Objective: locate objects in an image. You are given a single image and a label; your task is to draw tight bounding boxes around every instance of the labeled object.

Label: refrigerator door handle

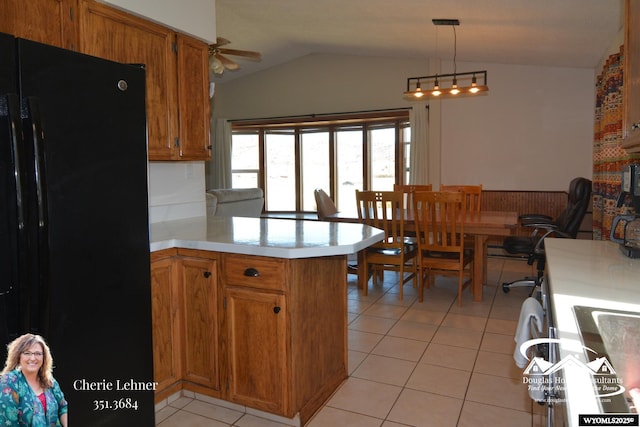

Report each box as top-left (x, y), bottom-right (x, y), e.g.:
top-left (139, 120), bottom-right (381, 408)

top-left (4, 94), bottom-right (27, 232)
top-left (1, 93), bottom-right (27, 340)
top-left (24, 97), bottom-right (48, 230)
top-left (23, 96), bottom-right (50, 337)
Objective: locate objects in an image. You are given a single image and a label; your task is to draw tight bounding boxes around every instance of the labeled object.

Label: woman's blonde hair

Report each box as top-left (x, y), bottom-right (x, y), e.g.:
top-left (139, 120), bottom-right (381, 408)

top-left (2, 333), bottom-right (55, 389)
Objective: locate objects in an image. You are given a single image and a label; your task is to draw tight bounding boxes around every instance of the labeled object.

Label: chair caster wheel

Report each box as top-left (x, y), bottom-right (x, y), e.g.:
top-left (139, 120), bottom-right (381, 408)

top-left (502, 283), bottom-right (510, 293)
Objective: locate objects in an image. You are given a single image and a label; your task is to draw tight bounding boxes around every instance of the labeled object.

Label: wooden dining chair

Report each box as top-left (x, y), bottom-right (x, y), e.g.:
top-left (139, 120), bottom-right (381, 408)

top-left (439, 184), bottom-right (483, 279)
top-left (439, 184), bottom-right (482, 212)
top-left (355, 190), bottom-right (417, 300)
top-left (394, 184), bottom-right (433, 218)
top-left (412, 191), bottom-right (473, 306)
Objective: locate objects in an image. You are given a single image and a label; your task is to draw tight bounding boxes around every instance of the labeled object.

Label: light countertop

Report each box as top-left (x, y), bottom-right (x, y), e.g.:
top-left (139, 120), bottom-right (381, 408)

top-left (545, 238), bottom-right (640, 424)
top-left (149, 215), bottom-right (384, 259)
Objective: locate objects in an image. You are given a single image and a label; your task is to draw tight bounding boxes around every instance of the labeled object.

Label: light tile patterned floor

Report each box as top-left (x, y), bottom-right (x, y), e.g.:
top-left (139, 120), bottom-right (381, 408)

top-left (156, 257), bottom-right (546, 427)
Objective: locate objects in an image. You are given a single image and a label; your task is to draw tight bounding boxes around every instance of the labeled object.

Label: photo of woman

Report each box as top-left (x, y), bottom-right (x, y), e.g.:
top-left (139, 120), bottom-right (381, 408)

top-left (0, 334), bottom-right (68, 426)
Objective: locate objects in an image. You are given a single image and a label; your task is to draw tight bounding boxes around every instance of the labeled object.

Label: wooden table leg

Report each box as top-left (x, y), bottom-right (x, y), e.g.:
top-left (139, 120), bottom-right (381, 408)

top-left (357, 250), bottom-right (366, 290)
top-left (473, 235), bottom-right (488, 301)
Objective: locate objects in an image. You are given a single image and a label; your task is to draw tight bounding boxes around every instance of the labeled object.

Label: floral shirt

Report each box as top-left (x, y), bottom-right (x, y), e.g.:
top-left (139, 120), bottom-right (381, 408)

top-left (0, 369), bottom-right (68, 426)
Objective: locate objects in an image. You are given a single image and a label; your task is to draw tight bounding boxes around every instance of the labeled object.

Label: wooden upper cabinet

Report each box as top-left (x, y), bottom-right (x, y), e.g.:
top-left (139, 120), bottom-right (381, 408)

top-left (177, 34), bottom-right (212, 160)
top-left (78, 0), bottom-right (177, 159)
top-left (623, 0), bottom-right (640, 151)
top-left (0, 0), bottom-right (78, 50)
top-left (77, 0), bottom-right (211, 160)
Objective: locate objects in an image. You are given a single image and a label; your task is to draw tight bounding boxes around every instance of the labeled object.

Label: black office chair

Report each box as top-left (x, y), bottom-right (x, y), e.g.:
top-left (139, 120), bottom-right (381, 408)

top-left (502, 177), bottom-right (592, 293)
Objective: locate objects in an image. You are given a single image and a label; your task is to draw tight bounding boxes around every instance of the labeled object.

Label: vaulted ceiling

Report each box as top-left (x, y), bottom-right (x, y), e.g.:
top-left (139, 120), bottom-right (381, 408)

top-left (213, 0), bottom-right (623, 82)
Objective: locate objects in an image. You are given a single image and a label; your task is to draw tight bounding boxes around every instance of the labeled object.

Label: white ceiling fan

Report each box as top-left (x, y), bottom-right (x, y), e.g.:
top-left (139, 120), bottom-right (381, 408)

top-left (208, 37), bottom-right (262, 75)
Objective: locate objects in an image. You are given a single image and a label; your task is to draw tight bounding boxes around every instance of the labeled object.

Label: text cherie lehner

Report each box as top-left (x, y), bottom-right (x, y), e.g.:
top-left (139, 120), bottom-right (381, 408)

top-left (73, 379), bottom-right (158, 391)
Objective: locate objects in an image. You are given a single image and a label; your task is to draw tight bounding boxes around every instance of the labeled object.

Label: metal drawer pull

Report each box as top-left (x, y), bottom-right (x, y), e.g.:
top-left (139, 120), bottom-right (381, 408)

top-left (243, 268), bottom-right (260, 277)
top-left (203, 271), bottom-right (212, 278)
top-left (273, 306), bottom-right (281, 314)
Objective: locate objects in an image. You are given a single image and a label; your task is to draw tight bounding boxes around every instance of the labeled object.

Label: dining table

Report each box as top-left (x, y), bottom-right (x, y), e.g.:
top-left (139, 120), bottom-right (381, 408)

top-left (324, 209), bottom-right (519, 302)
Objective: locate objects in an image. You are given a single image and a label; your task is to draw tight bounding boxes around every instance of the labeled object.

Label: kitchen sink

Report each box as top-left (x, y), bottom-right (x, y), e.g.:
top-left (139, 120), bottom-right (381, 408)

top-left (573, 306), bottom-right (640, 413)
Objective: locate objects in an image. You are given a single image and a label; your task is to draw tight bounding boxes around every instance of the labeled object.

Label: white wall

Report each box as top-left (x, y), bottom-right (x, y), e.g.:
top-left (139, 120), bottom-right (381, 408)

top-left (213, 54), bottom-right (594, 191)
top-left (148, 162), bottom-right (207, 223)
top-left (439, 62), bottom-right (594, 190)
top-left (213, 53), bottom-right (427, 118)
top-left (99, 0), bottom-right (216, 42)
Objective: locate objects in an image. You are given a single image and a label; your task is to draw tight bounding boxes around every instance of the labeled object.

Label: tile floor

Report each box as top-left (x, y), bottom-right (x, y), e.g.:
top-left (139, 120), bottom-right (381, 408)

top-left (155, 256), bottom-right (546, 427)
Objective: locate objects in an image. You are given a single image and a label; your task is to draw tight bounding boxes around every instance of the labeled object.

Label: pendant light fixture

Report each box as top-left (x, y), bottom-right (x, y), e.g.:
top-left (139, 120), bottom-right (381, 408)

top-left (404, 19), bottom-right (489, 100)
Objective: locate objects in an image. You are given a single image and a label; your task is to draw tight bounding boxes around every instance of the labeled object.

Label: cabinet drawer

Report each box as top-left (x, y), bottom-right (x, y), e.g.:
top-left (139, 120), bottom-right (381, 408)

top-left (224, 254), bottom-right (286, 291)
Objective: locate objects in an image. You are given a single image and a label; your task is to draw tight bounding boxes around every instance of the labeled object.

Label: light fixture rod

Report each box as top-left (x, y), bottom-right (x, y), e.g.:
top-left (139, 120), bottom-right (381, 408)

top-left (432, 19), bottom-right (460, 26)
top-left (452, 24), bottom-right (457, 76)
top-left (405, 70), bottom-right (487, 91)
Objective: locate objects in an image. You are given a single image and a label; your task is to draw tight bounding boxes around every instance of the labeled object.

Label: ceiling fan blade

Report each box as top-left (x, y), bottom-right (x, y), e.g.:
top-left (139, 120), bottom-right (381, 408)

top-left (215, 37), bottom-right (231, 47)
top-left (217, 47), bottom-right (262, 60)
top-left (215, 53), bottom-right (240, 71)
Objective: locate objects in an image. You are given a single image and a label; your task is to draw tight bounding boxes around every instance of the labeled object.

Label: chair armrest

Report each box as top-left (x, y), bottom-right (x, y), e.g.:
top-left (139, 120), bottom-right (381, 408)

top-left (520, 216), bottom-right (554, 227)
top-left (519, 213), bottom-right (553, 222)
top-left (523, 222), bottom-right (559, 231)
top-left (524, 222), bottom-right (559, 238)
top-left (532, 227), bottom-right (571, 253)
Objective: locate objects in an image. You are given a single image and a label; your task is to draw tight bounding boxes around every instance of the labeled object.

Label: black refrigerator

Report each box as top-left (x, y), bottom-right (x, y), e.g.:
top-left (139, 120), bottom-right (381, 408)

top-left (0, 33), bottom-right (155, 425)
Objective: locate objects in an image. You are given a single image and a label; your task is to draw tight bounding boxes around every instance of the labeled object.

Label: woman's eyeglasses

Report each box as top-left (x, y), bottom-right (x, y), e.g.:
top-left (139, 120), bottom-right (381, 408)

top-left (22, 351), bottom-right (43, 358)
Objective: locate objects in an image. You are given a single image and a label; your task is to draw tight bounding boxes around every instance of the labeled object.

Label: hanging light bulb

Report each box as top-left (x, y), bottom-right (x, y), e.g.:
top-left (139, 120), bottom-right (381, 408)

top-left (449, 77), bottom-right (460, 95)
top-left (413, 80), bottom-right (424, 98)
top-left (432, 76), bottom-right (441, 96)
top-left (469, 74), bottom-right (480, 93)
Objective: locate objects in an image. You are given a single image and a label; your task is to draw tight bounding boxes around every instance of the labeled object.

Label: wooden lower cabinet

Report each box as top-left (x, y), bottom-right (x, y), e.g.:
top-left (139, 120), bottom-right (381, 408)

top-left (150, 249), bottom-right (219, 401)
top-left (180, 255), bottom-right (219, 393)
top-left (221, 253), bottom-right (348, 424)
top-left (224, 287), bottom-right (288, 414)
top-left (151, 249), bottom-right (348, 425)
top-left (150, 251), bottom-right (182, 399)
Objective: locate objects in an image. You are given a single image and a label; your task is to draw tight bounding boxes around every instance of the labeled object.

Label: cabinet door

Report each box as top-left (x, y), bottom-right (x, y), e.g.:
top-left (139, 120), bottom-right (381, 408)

top-left (181, 257), bottom-right (219, 390)
top-left (78, 0), bottom-right (179, 159)
top-left (177, 34), bottom-right (211, 160)
top-left (225, 287), bottom-right (288, 415)
top-left (624, 0), bottom-right (640, 150)
top-left (150, 256), bottom-right (182, 394)
top-left (0, 0), bottom-right (78, 50)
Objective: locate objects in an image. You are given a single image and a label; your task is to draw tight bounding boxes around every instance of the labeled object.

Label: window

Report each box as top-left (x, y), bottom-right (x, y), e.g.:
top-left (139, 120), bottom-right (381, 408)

top-left (230, 111), bottom-right (410, 212)
top-left (301, 130), bottom-right (329, 211)
top-left (230, 132), bottom-right (260, 188)
top-left (265, 130), bottom-right (296, 210)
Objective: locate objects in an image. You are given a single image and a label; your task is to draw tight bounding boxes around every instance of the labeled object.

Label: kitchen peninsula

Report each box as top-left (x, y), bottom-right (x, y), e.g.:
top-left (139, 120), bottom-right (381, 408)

top-left (545, 238), bottom-right (640, 426)
top-left (149, 216), bottom-right (384, 426)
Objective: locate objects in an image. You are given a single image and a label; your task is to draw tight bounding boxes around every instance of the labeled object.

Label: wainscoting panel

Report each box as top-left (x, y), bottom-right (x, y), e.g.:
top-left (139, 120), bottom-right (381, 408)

top-left (480, 190), bottom-right (592, 245)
